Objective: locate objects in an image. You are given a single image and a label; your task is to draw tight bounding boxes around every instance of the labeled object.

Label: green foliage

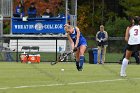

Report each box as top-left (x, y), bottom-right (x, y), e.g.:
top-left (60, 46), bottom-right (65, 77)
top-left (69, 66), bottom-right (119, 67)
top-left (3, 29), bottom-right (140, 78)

top-left (3, 21), bottom-right (10, 34)
top-left (77, 1), bottom-right (106, 36)
top-left (77, 0), bottom-right (126, 37)
top-left (105, 17), bottom-right (129, 36)
top-left (120, 0), bottom-right (140, 16)
top-left (3, 27), bottom-right (10, 34)
top-left (77, 5), bottom-right (94, 36)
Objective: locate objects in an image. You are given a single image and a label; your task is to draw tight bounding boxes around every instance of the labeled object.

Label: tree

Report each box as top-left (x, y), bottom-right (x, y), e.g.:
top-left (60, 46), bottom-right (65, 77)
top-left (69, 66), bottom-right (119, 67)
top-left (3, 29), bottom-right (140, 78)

top-left (105, 16), bottom-right (129, 37)
top-left (77, 5), bottom-right (93, 36)
top-left (120, 0), bottom-right (140, 16)
top-left (77, 0), bottom-right (107, 36)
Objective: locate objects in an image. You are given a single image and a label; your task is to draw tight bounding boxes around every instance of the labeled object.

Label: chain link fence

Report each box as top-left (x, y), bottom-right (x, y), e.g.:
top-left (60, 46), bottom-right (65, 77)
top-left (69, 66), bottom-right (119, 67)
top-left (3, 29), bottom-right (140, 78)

top-left (0, 37), bottom-right (127, 63)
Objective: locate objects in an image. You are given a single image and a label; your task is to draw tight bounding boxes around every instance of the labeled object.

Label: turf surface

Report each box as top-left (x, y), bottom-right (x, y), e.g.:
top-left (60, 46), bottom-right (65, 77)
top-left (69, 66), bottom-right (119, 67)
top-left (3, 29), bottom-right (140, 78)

top-left (0, 62), bottom-right (140, 93)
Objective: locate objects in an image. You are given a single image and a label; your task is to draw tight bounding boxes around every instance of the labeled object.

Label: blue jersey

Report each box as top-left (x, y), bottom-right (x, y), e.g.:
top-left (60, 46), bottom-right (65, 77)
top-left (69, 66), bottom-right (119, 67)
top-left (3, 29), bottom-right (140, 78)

top-left (15, 6), bottom-right (24, 16)
top-left (97, 31), bottom-right (106, 40)
top-left (70, 28), bottom-right (87, 47)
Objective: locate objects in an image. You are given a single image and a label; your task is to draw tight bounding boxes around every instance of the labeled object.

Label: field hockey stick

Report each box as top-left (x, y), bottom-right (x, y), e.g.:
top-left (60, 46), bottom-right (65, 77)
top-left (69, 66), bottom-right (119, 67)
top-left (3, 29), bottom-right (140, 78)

top-left (51, 50), bottom-right (73, 65)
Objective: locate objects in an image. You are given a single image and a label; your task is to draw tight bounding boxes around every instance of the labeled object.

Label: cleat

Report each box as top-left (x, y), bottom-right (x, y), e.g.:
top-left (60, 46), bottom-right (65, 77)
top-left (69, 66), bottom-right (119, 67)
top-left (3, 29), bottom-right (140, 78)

top-left (76, 66), bottom-right (79, 71)
top-left (120, 73), bottom-right (127, 77)
top-left (78, 66), bottom-right (83, 71)
top-left (76, 62), bottom-right (80, 71)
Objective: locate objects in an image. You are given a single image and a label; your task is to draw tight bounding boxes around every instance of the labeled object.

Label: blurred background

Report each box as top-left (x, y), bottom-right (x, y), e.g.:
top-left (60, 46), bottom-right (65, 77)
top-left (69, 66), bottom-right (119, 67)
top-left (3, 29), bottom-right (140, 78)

top-left (0, 0), bottom-right (140, 63)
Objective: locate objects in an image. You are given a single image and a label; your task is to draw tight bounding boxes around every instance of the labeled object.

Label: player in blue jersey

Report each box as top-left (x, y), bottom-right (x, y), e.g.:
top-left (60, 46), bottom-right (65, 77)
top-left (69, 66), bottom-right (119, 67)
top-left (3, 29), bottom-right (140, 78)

top-left (64, 24), bottom-right (87, 71)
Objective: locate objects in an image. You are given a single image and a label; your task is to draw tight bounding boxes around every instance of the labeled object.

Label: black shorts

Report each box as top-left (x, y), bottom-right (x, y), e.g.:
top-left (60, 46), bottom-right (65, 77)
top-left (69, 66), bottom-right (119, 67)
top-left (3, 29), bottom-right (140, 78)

top-left (126, 44), bottom-right (140, 51)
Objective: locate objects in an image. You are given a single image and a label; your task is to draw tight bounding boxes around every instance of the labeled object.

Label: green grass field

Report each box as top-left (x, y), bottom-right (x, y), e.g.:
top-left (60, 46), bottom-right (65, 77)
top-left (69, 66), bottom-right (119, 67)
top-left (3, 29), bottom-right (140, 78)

top-left (0, 62), bottom-right (140, 93)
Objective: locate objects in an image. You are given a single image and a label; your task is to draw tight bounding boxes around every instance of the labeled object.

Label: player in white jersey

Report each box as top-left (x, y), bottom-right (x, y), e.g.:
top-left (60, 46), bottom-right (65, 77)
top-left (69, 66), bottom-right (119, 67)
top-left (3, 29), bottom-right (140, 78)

top-left (120, 16), bottom-right (140, 77)
top-left (128, 25), bottom-right (140, 45)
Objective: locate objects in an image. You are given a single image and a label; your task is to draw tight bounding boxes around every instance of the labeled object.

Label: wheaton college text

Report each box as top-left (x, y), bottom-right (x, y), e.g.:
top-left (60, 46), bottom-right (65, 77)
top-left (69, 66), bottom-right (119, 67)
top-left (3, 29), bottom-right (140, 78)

top-left (14, 23), bottom-right (63, 31)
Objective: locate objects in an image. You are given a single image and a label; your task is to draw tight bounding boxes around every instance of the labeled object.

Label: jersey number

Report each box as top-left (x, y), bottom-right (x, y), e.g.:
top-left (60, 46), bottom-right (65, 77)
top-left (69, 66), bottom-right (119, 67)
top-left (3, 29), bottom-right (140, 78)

top-left (134, 29), bottom-right (138, 36)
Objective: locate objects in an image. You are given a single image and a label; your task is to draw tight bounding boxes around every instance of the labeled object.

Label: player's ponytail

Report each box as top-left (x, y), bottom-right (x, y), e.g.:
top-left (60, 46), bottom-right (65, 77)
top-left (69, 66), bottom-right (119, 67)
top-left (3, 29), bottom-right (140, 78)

top-left (134, 16), bottom-right (140, 25)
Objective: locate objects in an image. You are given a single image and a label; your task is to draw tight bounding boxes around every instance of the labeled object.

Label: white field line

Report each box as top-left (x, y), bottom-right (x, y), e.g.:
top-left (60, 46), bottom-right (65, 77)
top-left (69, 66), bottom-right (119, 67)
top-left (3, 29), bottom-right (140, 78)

top-left (0, 78), bottom-right (140, 90)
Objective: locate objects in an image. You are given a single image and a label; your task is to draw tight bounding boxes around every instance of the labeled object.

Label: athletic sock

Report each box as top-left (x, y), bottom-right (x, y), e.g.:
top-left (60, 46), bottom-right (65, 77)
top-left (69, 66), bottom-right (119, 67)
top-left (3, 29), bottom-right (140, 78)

top-left (79, 56), bottom-right (84, 68)
top-left (76, 61), bottom-right (79, 66)
top-left (120, 58), bottom-right (129, 74)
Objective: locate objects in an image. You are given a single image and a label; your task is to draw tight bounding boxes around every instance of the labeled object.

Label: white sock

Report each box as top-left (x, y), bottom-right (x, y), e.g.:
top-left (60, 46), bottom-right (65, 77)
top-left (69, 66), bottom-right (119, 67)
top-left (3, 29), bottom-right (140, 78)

top-left (120, 58), bottom-right (129, 74)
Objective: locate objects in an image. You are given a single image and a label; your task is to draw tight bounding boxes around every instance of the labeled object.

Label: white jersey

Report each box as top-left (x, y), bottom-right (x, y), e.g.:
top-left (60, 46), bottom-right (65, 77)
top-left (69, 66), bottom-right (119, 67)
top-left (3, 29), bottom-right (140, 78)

top-left (128, 25), bottom-right (140, 45)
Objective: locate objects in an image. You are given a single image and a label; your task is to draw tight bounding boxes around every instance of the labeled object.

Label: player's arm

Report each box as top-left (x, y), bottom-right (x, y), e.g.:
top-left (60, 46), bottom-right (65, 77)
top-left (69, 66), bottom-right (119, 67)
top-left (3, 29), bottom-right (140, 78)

top-left (74, 27), bottom-right (80, 47)
top-left (103, 31), bottom-right (108, 41)
top-left (67, 34), bottom-right (74, 49)
top-left (96, 32), bottom-right (101, 42)
top-left (125, 26), bottom-right (130, 42)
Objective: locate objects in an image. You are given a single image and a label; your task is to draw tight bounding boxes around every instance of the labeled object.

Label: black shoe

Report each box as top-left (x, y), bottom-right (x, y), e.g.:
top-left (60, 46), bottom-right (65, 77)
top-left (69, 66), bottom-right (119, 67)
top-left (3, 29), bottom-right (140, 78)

top-left (76, 65), bottom-right (80, 70)
top-left (76, 66), bottom-right (79, 70)
top-left (78, 66), bottom-right (83, 71)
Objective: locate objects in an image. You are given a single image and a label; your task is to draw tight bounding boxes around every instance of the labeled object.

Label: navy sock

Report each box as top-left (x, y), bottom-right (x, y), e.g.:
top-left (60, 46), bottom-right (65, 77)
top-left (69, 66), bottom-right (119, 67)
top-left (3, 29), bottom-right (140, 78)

top-left (76, 61), bottom-right (79, 66)
top-left (79, 56), bottom-right (84, 68)
top-left (76, 61), bottom-right (79, 70)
